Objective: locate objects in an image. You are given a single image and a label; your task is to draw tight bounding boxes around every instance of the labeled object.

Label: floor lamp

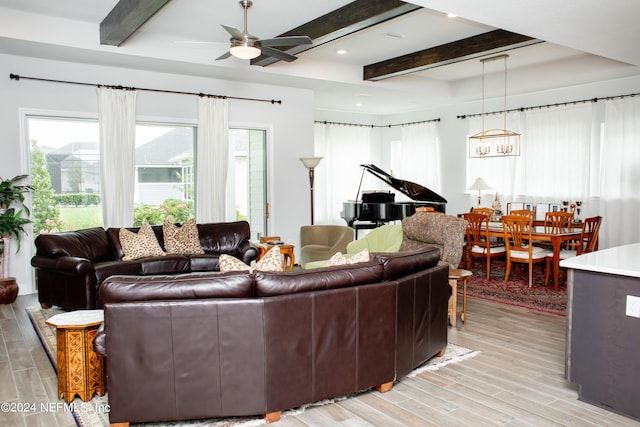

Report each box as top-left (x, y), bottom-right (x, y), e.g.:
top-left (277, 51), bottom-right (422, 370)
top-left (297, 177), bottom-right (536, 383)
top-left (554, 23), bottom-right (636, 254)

top-left (300, 157), bottom-right (323, 224)
top-left (468, 177), bottom-right (492, 207)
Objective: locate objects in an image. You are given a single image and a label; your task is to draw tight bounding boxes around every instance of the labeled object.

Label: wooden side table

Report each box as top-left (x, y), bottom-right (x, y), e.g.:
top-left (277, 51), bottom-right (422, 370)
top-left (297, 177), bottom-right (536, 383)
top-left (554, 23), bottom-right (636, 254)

top-left (46, 310), bottom-right (106, 403)
top-left (255, 243), bottom-right (296, 271)
top-left (448, 268), bottom-right (472, 327)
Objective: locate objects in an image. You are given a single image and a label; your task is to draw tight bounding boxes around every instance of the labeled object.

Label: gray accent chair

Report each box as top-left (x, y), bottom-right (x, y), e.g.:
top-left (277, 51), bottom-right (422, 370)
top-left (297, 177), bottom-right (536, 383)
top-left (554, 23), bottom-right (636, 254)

top-left (299, 225), bottom-right (354, 268)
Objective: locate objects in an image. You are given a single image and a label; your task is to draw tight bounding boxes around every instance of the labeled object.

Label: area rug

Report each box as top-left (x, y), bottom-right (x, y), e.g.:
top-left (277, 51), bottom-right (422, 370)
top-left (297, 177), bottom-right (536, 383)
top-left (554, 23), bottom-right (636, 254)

top-left (463, 258), bottom-right (566, 316)
top-left (27, 306), bottom-right (477, 427)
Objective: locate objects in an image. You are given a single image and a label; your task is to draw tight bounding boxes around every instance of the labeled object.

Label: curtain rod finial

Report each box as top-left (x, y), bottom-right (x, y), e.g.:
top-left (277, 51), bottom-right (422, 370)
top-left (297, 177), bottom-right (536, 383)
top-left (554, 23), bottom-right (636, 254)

top-left (9, 73), bottom-right (19, 80)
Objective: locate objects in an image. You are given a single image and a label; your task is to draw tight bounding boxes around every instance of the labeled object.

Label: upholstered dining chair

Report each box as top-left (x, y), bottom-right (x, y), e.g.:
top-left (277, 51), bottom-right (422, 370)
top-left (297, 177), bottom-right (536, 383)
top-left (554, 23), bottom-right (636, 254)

top-left (501, 215), bottom-right (551, 288)
top-left (463, 212), bottom-right (506, 279)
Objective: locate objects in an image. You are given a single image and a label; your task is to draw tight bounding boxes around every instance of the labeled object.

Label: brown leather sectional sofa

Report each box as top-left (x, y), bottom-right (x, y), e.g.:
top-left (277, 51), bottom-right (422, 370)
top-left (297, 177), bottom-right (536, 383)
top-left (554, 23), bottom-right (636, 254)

top-left (93, 246), bottom-right (450, 425)
top-left (31, 221), bottom-right (258, 310)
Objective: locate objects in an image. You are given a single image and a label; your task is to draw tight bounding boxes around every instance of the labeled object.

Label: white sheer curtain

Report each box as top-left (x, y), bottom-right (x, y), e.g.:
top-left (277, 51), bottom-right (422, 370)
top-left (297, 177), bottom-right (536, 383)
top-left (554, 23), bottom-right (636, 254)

top-left (395, 122), bottom-right (441, 193)
top-left (599, 97), bottom-right (640, 248)
top-left (314, 123), bottom-right (373, 224)
top-left (467, 105), bottom-right (593, 206)
top-left (97, 87), bottom-right (137, 228)
top-left (196, 96), bottom-right (229, 223)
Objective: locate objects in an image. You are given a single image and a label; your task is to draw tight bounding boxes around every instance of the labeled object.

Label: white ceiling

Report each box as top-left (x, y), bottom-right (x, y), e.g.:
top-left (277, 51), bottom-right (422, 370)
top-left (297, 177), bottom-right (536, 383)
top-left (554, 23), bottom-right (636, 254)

top-left (1, 0), bottom-right (639, 115)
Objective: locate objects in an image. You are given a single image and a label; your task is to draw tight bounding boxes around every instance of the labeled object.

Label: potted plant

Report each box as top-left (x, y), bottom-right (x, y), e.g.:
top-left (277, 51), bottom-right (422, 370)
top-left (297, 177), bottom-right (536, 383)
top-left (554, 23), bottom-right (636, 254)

top-left (0, 174), bottom-right (33, 304)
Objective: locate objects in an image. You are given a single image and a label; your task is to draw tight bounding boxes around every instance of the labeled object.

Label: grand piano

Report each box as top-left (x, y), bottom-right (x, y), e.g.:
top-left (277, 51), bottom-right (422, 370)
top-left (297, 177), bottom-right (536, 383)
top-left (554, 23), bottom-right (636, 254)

top-left (341, 164), bottom-right (447, 234)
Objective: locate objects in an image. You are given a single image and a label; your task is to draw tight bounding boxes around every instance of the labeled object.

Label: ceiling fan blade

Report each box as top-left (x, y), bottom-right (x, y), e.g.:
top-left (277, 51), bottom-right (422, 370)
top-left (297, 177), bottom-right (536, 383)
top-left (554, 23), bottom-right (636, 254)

top-left (215, 51), bottom-right (232, 61)
top-left (259, 36), bottom-right (312, 47)
top-left (221, 24), bottom-right (244, 40)
top-left (260, 46), bottom-right (298, 62)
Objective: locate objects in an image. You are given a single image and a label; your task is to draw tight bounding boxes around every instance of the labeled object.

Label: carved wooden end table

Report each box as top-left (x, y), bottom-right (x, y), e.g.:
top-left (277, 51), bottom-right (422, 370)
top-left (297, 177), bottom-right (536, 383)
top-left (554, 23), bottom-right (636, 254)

top-left (448, 268), bottom-right (472, 327)
top-left (46, 310), bottom-right (106, 403)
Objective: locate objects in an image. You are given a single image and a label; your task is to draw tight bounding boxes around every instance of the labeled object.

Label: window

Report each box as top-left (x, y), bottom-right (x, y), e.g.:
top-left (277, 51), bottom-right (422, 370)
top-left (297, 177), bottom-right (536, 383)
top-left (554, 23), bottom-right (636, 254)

top-left (28, 117), bottom-right (102, 234)
top-left (134, 124), bottom-right (195, 225)
top-left (27, 115), bottom-right (268, 238)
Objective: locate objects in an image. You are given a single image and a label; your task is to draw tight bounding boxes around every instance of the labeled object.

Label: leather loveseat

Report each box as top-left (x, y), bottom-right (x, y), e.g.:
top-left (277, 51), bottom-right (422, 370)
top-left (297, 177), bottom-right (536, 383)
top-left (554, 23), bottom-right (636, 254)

top-left (31, 221), bottom-right (258, 310)
top-left (94, 246), bottom-right (450, 426)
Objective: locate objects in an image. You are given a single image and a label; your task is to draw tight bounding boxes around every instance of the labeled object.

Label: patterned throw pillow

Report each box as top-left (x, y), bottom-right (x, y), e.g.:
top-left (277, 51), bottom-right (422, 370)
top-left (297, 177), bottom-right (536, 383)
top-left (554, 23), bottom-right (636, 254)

top-left (327, 252), bottom-right (349, 266)
top-left (327, 249), bottom-right (370, 266)
top-left (219, 246), bottom-right (283, 272)
top-left (119, 223), bottom-right (166, 261)
top-left (162, 218), bottom-right (205, 255)
top-left (348, 248), bottom-right (370, 264)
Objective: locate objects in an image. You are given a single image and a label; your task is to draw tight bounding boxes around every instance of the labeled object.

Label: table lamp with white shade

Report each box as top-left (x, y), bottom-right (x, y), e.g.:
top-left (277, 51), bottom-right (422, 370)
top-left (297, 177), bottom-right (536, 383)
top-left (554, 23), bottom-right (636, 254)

top-left (468, 177), bottom-right (492, 207)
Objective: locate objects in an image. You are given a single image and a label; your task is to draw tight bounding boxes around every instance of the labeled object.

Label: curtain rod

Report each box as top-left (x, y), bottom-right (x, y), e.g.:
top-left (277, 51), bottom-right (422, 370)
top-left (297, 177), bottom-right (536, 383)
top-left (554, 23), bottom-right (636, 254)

top-left (9, 73), bottom-right (282, 105)
top-left (314, 118), bottom-right (440, 128)
top-left (457, 91), bottom-right (639, 119)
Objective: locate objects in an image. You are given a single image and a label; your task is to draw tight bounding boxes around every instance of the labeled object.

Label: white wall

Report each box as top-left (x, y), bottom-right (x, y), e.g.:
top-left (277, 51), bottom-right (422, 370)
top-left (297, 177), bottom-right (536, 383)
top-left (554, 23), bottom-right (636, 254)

top-left (1, 53), bottom-right (314, 295)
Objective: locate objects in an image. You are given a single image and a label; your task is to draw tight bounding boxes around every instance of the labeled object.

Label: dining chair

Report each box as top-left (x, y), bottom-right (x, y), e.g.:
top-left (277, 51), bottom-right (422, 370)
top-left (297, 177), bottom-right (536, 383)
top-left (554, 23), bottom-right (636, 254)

top-left (510, 209), bottom-right (535, 221)
top-left (501, 215), bottom-right (551, 288)
top-left (463, 212), bottom-right (506, 279)
top-left (545, 216), bottom-right (603, 286)
top-left (544, 211), bottom-right (574, 233)
top-left (471, 207), bottom-right (495, 220)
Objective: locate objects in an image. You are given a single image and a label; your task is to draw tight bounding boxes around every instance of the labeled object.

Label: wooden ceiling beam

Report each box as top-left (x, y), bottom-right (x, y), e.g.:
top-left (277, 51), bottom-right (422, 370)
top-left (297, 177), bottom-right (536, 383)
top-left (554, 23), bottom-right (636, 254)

top-left (364, 29), bottom-right (543, 81)
top-left (251, 0), bottom-right (421, 67)
top-left (100, 0), bottom-right (171, 46)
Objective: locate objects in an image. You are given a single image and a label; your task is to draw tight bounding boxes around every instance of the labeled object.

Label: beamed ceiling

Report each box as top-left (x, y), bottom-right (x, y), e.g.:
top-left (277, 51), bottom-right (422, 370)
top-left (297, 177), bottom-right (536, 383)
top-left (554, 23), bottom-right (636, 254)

top-left (1, 0), bottom-right (639, 115)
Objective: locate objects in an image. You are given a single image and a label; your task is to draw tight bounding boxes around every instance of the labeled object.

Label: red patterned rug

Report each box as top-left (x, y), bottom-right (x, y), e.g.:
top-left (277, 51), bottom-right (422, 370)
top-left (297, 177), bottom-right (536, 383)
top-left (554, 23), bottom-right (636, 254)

top-left (460, 258), bottom-right (566, 316)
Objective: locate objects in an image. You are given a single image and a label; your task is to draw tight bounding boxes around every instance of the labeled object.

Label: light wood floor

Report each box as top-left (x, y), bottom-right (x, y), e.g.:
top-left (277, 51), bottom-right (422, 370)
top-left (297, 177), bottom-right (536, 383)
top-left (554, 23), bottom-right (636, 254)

top-left (1, 294), bottom-right (639, 427)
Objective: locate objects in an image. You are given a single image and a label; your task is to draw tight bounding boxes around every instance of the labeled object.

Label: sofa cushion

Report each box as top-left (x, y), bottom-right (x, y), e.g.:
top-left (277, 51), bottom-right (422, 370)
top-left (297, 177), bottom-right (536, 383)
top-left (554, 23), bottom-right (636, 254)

top-left (187, 254), bottom-right (220, 272)
top-left (94, 260), bottom-right (143, 285)
top-left (162, 218), bottom-right (204, 255)
top-left (138, 255), bottom-right (190, 275)
top-left (100, 271), bottom-right (255, 303)
top-left (197, 221), bottom-right (251, 253)
top-left (34, 227), bottom-right (115, 262)
top-left (119, 224), bottom-right (166, 261)
top-left (254, 260), bottom-right (383, 297)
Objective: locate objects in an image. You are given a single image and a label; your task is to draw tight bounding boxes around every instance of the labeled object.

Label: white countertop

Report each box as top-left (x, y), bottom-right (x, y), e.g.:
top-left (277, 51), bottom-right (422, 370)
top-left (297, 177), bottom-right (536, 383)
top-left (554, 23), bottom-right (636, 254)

top-left (560, 243), bottom-right (640, 278)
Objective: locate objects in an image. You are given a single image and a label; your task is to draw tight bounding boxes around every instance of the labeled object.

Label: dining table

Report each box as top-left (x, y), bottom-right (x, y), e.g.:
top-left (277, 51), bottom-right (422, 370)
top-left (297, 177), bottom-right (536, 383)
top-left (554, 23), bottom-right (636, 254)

top-left (486, 221), bottom-right (583, 291)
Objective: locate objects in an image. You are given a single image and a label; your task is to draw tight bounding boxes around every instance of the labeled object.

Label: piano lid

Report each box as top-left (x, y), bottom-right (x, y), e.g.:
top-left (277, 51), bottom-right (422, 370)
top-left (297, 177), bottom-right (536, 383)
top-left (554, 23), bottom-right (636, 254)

top-left (360, 164), bottom-right (447, 204)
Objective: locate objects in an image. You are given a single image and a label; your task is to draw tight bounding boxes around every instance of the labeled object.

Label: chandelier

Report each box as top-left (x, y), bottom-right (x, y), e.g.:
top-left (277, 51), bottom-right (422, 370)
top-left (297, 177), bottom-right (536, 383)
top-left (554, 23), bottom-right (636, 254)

top-left (468, 54), bottom-right (521, 158)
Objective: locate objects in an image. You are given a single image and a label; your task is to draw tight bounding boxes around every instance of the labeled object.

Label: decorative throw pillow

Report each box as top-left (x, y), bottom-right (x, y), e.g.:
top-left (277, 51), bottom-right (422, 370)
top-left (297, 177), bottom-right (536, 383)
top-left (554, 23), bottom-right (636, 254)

top-left (119, 223), bottom-right (166, 261)
top-left (348, 248), bottom-right (370, 264)
top-left (327, 249), bottom-right (370, 267)
top-left (219, 254), bottom-right (252, 272)
top-left (219, 246), bottom-right (283, 273)
top-left (162, 218), bottom-right (204, 255)
top-left (327, 252), bottom-right (349, 266)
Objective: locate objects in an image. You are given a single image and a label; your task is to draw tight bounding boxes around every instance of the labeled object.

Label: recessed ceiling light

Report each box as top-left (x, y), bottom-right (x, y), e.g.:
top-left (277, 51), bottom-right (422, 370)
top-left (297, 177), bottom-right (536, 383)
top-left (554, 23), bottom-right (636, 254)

top-left (447, 13), bottom-right (457, 18)
top-left (336, 49), bottom-right (348, 55)
top-left (355, 102), bottom-right (363, 107)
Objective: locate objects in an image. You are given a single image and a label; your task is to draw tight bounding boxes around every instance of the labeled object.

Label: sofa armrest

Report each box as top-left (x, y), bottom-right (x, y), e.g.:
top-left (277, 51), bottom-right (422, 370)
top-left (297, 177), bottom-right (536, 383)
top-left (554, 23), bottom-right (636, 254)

top-left (93, 323), bottom-right (106, 356)
top-left (31, 255), bottom-right (95, 276)
top-left (236, 240), bottom-right (259, 265)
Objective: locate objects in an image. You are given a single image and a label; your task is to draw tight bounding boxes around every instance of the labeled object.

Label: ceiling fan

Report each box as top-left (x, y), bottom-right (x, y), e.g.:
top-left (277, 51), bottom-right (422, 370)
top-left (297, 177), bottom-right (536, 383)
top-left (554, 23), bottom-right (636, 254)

top-left (217, 0), bottom-right (312, 62)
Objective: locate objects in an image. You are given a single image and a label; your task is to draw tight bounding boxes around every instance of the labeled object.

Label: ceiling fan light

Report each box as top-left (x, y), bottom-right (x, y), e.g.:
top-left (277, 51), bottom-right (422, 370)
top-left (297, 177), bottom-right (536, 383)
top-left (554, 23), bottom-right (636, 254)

top-left (230, 45), bottom-right (261, 59)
